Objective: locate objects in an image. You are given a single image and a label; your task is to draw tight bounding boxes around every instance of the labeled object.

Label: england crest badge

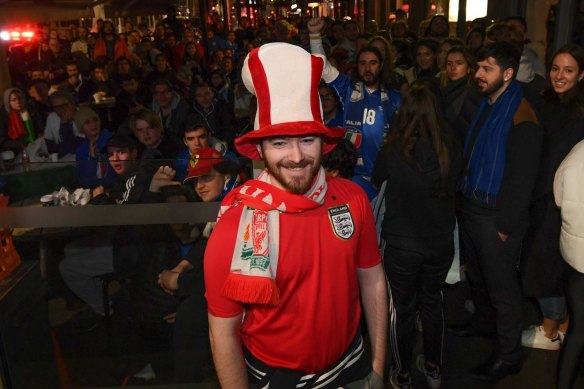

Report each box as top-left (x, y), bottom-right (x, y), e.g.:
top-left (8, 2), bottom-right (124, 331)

top-left (328, 205), bottom-right (355, 240)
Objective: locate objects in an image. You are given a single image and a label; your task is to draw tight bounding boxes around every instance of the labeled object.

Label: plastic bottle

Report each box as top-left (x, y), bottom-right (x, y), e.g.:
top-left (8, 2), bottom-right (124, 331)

top-left (21, 147), bottom-right (30, 172)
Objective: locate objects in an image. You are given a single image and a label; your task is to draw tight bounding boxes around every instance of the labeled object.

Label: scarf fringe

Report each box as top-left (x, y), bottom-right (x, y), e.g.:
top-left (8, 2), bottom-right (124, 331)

top-left (222, 273), bottom-right (280, 306)
top-left (460, 184), bottom-right (498, 208)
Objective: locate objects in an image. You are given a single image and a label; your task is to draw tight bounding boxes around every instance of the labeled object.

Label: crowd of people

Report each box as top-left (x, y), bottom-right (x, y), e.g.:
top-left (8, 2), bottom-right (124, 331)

top-left (0, 6), bottom-right (583, 389)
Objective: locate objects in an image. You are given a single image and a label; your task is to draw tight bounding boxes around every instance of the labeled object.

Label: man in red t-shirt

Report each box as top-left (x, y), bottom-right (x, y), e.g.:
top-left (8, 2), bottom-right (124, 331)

top-left (204, 42), bottom-right (387, 389)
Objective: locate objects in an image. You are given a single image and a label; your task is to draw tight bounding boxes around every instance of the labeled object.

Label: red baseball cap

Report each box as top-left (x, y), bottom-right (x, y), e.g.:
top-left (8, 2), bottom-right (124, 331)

top-left (183, 147), bottom-right (224, 183)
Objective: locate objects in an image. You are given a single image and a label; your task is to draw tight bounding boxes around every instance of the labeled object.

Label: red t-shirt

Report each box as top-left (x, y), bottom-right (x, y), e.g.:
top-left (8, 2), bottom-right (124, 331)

top-left (204, 177), bottom-right (381, 373)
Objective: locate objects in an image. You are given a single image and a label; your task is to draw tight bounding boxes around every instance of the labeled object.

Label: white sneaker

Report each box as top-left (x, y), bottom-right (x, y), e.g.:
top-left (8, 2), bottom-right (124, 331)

top-left (521, 325), bottom-right (561, 350)
top-left (416, 355), bottom-right (441, 389)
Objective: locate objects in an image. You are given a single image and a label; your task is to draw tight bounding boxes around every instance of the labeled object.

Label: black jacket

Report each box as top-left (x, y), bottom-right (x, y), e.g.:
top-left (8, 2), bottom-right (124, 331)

top-left (373, 135), bottom-right (462, 238)
top-left (460, 99), bottom-right (543, 234)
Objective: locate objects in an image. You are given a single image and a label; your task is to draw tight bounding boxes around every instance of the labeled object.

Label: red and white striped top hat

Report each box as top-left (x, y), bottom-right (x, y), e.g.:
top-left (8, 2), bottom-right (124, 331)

top-left (234, 43), bottom-right (345, 160)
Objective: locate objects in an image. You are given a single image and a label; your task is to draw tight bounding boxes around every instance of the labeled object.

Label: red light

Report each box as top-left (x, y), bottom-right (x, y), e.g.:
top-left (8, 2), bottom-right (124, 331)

top-left (1, 27), bottom-right (35, 42)
top-left (401, 4), bottom-right (409, 12)
top-left (431, 4), bottom-right (436, 11)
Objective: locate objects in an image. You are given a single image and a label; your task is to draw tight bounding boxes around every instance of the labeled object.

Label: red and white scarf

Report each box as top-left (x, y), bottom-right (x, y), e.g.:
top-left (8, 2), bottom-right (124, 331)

top-left (218, 167), bottom-right (327, 306)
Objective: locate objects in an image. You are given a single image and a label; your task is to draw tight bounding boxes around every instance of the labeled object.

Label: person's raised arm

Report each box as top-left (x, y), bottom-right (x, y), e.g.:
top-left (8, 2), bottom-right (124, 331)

top-left (357, 263), bottom-right (388, 379)
top-left (208, 313), bottom-right (249, 389)
top-left (307, 17), bottom-right (339, 83)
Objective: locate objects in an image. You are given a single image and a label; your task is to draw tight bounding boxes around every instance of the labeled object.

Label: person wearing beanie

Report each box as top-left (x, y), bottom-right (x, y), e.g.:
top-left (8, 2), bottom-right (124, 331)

top-left (205, 42), bottom-right (387, 389)
top-left (74, 107), bottom-right (116, 188)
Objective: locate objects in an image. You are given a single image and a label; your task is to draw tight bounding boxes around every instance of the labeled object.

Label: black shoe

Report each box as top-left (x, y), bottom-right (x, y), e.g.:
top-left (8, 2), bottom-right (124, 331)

top-left (470, 359), bottom-right (522, 382)
top-left (448, 323), bottom-right (497, 337)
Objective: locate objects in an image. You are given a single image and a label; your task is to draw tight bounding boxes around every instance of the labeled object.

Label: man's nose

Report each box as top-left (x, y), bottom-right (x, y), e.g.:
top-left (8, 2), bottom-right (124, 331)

top-left (287, 142), bottom-right (303, 163)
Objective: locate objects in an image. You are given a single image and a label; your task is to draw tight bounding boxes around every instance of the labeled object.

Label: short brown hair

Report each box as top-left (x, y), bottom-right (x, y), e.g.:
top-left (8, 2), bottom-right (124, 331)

top-left (130, 109), bottom-right (163, 135)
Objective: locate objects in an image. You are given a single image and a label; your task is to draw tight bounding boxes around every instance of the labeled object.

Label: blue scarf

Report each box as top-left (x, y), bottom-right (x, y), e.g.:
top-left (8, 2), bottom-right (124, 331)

top-left (460, 81), bottom-right (523, 206)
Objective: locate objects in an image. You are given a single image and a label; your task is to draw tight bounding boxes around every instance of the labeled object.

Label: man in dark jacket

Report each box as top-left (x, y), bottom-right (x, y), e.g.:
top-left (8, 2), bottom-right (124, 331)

top-left (150, 79), bottom-right (190, 140)
top-left (78, 61), bottom-right (121, 103)
top-left (452, 41), bottom-right (543, 382)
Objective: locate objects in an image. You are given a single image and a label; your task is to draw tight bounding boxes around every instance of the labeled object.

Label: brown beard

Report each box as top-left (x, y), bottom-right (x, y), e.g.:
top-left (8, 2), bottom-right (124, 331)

top-left (477, 74), bottom-right (505, 97)
top-left (265, 156), bottom-right (321, 195)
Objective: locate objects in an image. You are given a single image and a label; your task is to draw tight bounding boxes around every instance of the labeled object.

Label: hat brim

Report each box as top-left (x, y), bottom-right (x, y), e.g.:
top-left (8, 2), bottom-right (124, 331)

top-left (182, 158), bottom-right (225, 184)
top-left (235, 121), bottom-right (345, 160)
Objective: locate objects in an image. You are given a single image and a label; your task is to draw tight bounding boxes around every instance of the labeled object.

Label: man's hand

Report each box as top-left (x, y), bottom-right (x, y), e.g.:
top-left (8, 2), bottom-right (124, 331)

top-left (345, 371), bottom-right (384, 389)
top-left (163, 312), bottom-right (177, 323)
top-left (92, 185), bottom-right (104, 198)
top-left (171, 259), bottom-right (193, 273)
top-left (158, 269), bottom-right (179, 294)
top-left (149, 165), bottom-right (179, 192)
top-left (307, 17), bottom-right (325, 34)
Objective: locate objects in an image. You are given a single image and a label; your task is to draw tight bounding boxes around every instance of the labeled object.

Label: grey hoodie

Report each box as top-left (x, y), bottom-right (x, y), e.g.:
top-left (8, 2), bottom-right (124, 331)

top-left (3, 88), bottom-right (25, 113)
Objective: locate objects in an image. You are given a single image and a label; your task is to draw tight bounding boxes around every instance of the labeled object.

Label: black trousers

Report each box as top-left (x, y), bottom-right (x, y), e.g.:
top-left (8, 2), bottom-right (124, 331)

top-left (383, 234), bottom-right (453, 373)
top-left (172, 293), bottom-right (211, 382)
top-left (458, 202), bottom-right (525, 363)
top-left (557, 266), bottom-right (584, 389)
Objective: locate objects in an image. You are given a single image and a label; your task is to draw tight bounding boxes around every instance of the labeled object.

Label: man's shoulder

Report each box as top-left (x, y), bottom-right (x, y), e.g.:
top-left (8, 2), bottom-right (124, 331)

top-left (176, 148), bottom-right (190, 158)
top-left (326, 176), bottom-right (369, 203)
top-left (382, 88), bottom-right (402, 107)
top-left (208, 204), bottom-right (243, 245)
top-left (513, 98), bottom-right (539, 127)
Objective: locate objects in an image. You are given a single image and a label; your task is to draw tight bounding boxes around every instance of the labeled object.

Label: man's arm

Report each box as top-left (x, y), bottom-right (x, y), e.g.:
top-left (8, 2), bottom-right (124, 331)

top-left (495, 120), bottom-right (543, 236)
top-left (307, 17), bottom-right (339, 84)
top-left (357, 263), bottom-right (388, 378)
top-left (208, 313), bottom-right (249, 389)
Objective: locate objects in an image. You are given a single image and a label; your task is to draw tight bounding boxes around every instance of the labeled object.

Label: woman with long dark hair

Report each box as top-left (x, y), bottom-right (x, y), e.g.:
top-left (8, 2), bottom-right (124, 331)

top-left (372, 82), bottom-right (461, 389)
top-left (404, 39), bottom-right (440, 87)
top-left (93, 20), bottom-right (128, 61)
top-left (521, 44), bottom-right (584, 352)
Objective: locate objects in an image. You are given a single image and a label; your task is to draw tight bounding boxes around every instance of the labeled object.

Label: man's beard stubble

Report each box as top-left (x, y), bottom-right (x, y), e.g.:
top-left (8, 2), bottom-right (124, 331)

top-left (477, 74), bottom-right (505, 97)
top-left (265, 157), bottom-right (321, 195)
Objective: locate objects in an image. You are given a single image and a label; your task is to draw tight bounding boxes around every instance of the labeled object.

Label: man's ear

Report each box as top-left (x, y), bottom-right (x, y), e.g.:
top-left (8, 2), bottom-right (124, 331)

top-left (503, 68), bottom-right (514, 82)
top-left (256, 143), bottom-right (264, 159)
